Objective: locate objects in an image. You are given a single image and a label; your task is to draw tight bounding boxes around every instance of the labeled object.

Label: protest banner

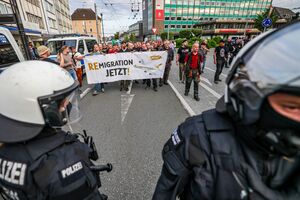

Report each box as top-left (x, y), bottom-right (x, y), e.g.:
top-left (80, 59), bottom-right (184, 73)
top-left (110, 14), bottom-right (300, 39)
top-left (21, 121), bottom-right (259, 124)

top-left (84, 51), bottom-right (167, 84)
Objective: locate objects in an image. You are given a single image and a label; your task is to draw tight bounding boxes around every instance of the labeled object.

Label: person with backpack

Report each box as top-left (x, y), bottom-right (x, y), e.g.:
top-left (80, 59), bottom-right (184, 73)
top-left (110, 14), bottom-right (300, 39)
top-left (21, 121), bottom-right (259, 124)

top-left (184, 43), bottom-right (203, 101)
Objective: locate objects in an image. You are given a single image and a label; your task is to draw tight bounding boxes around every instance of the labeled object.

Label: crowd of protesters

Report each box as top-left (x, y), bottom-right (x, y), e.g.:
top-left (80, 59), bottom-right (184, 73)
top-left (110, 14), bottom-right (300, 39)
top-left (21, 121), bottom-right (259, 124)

top-left (33, 37), bottom-right (246, 101)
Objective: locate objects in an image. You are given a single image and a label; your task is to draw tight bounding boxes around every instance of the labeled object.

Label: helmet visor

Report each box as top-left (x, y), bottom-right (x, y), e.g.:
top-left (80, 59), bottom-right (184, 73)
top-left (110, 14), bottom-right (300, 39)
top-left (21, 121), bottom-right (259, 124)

top-left (63, 89), bottom-right (82, 125)
top-left (229, 22), bottom-right (300, 110)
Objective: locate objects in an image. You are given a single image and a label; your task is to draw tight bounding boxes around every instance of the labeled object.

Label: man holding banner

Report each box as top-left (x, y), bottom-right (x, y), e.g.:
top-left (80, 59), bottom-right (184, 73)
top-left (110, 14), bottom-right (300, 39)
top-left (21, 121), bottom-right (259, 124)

top-left (159, 40), bottom-right (174, 87)
top-left (119, 41), bottom-right (131, 91)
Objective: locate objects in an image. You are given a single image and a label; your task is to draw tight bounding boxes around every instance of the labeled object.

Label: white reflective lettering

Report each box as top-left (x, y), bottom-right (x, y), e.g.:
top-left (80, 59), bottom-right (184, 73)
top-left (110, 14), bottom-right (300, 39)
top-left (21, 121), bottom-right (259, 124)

top-left (61, 162), bottom-right (83, 179)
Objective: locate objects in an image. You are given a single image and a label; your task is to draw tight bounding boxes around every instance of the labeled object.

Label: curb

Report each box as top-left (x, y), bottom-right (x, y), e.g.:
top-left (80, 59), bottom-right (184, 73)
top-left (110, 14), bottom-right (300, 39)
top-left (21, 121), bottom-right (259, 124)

top-left (80, 87), bottom-right (92, 99)
top-left (168, 80), bottom-right (196, 117)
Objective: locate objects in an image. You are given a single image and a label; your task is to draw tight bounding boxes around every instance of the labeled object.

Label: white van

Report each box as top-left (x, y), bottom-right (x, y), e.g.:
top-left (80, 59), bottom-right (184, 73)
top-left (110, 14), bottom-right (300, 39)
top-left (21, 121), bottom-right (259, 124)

top-left (0, 26), bottom-right (25, 70)
top-left (47, 35), bottom-right (98, 61)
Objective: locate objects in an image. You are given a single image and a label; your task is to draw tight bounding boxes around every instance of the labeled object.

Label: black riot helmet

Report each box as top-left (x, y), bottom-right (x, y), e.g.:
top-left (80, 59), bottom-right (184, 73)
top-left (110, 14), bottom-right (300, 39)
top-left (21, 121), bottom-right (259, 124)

top-left (218, 21), bottom-right (300, 156)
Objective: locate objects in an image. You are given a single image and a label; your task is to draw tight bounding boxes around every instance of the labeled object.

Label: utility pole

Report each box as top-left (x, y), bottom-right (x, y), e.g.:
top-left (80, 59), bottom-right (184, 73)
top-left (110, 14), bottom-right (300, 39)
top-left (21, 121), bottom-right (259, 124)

top-left (95, 3), bottom-right (100, 43)
top-left (100, 13), bottom-right (105, 43)
top-left (9, 0), bottom-right (31, 60)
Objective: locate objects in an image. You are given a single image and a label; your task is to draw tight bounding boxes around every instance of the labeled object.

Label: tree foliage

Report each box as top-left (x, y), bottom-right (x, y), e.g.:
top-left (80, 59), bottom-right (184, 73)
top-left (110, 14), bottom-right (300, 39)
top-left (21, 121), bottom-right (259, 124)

top-left (254, 9), bottom-right (278, 32)
top-left (129, 33), bottom-right (136, 42)
top-left (191, 29), bottom-right (203, 37)
top-left (160, 32), bottom-right (175, 40)
top-left (114, 32), bottom-right (120, 40)
top-left (179, 30), bottom-right (193, 39)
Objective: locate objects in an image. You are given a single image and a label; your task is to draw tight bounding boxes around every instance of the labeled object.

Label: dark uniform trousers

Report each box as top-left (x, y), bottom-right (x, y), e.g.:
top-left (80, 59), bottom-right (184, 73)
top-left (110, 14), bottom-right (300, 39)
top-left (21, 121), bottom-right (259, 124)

top-left (214, 59), bottom-right (225, 81)
top-left (152, 109), bottom-right (300, 200)
top-left (185, 69), bottom-right (200, 97)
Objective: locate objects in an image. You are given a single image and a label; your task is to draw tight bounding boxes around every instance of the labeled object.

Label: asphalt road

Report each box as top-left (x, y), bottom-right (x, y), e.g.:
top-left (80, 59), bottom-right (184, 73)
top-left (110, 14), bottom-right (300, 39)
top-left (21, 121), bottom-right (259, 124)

top-left (74, 50), bottom-right (232, 200)
top-left (77, 81), bottom-right (189, 200)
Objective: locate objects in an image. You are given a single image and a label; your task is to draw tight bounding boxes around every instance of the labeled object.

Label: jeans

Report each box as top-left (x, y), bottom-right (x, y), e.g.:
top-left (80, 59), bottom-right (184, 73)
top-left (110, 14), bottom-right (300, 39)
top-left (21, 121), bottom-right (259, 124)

top-left (68, 69), bottom-right (77, 80)
top-left (202, 57), bottom-right (207, 72)
top-left (94, 83), bottom-right (104, 92)
top-left (179, 63), bottom-right (185, 81)
top-left (214, 59), bottom-right (225, 81)
top-left (185, 69), bottom-right (200, 97)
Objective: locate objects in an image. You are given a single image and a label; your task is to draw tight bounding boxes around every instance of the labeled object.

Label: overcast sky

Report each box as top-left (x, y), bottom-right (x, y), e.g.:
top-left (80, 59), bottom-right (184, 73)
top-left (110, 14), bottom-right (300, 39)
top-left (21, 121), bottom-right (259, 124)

top-left (69, 0), bottom-right (300, 37)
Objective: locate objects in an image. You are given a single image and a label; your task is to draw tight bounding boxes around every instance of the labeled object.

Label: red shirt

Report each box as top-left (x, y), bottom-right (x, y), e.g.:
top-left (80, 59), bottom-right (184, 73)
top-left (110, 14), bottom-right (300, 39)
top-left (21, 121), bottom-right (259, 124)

top-left (184, 52), bottom-right (203, 69)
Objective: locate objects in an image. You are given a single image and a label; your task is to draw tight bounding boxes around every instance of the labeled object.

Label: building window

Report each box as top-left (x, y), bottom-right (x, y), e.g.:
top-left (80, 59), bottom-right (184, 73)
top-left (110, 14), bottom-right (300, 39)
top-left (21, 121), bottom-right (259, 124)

top-left (48, 17), bottom-right (56, 29)
top-left (25, 0), bottom-right (40, 7)
top-left (45, 1), bottom-right (54, 13)
top-left (27, 12), bottom-right (44, 29)
top-left (90, 28), bottom-right (92, 32)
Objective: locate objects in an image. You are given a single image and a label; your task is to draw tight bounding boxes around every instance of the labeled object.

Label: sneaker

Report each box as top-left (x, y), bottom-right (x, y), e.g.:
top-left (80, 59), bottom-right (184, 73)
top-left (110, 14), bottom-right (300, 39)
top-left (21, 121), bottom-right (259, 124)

top-left (101, 88), bottom-right (105, 93)
top-left (159, 83), bottom-right (163, 87)
top-left (164, 82), bottom-right (169, 85)
top-left (153, 87), bottom-right (158, 92)
top-left (92, 91), bottom-right (99, 96)
top-left (194, 96), bottom-right (200, 101)
top-left (214, 81), bottom-right (218, 84)
top-left (217, 79), bottom-right (222, 82)
top-left (145, 86), bottom-right (150, 90)
top-left (184, 92), bottom-right (189, 96)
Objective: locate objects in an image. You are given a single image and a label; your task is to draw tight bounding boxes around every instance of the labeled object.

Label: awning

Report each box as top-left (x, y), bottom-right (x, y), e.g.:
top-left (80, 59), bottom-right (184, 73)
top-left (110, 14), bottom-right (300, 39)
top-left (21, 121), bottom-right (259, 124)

top-left (0, 25), bottom-right (41, 37)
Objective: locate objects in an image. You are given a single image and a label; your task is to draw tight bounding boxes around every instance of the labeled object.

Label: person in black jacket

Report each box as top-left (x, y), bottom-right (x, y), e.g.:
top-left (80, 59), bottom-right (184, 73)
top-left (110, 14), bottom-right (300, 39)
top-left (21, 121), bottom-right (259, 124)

top-left (159, 40), bottom-right (174, 86)
top-left (153, 21), bottom-right (300, 200)
top-left (213, 40), bottom-right (228, 84)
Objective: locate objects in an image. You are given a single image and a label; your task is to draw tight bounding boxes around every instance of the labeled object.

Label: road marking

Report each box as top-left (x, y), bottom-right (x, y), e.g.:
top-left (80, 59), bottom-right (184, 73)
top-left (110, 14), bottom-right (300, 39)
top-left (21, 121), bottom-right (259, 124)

top-left (201, 76), bottom-right (212, 86)
top-left (205, 67), bottom-right (227, 78)
top-left (126, 80), bottom-right (133, 94)
top-left (121, 80), bottom-right (135, 125)
top-left (168, 80), bottom-right (196, 117)
top-left (199, 82), bottom-right (222, 99)
top-left (80, 87), bottom-right (91, 99)
top-left (121, 94), bottom-right (135, 124)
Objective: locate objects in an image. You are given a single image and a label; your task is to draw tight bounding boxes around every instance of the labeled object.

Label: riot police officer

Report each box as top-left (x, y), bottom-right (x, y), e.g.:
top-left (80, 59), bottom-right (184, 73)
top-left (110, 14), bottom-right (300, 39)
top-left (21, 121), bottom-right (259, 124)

top-left (0, 61), bottom-right (109, 199)
top-left (153, 21), bottom-right (300, 200)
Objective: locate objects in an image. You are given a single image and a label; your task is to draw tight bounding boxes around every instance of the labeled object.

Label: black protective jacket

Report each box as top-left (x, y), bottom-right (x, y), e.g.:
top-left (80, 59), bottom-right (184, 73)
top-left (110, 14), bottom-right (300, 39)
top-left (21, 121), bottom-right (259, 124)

top-left (153, 109), bottom-right (300, 200)
top-left (0, 129), bottom-right (103, 200)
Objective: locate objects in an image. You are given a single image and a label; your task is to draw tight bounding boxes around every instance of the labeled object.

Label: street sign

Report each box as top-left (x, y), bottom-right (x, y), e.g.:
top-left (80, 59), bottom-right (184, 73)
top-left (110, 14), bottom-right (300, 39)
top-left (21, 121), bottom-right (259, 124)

top-left (262, 18), bottom-right (272, 28)
top-left (0, 14), bottom-right (16, 25)
top-left (152, 28), bottom-right (157, 34)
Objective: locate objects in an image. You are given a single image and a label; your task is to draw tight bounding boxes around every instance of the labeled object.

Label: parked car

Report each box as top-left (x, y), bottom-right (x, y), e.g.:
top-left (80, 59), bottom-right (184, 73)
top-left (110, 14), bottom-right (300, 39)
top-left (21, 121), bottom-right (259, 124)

top-left (0, 26), bottom-right (25, 71)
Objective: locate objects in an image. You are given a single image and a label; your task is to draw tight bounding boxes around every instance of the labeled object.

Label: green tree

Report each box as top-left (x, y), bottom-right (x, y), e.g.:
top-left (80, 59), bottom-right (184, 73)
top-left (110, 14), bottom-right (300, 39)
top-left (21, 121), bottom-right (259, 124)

top-left (129, 33), bottom-right (136, 42)
top-left (161, 32), bottom-right (175, 40)
top-left (254, 9), bottom-right (278, 32)
top-left (114, 32), bottom-right (120, 40)
top-left (179, 30), bottom-right (193, 39)
top-left (124, 35), bottom-right (129, 42)
top-left (191, 29), bottom-right (203, 37)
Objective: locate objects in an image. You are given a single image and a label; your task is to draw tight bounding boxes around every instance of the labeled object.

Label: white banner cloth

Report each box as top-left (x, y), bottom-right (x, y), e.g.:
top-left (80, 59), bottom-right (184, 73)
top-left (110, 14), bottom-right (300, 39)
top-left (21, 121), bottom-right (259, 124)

top-left (84, 51), bottom-right (167, 84)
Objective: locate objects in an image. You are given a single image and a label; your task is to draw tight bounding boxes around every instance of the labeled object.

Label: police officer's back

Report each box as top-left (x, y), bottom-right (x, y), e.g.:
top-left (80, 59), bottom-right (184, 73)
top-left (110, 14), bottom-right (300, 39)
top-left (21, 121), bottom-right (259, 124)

top-left (0, 61), bottom-right (106, 199)
top-left (153, 22), bottom-right (300, 200)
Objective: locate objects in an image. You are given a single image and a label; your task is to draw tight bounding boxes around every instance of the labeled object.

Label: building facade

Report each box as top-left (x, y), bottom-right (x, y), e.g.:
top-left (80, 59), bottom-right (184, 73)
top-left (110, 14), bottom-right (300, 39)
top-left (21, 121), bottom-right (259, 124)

top-left (128, 20), bottom-right (143, 40)
top-left (143, 0), bottom-right (273, 36)
top-left (0, 0), bottom-right (72, 42)
top-left (71, 8), bottom-right (102, 42)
